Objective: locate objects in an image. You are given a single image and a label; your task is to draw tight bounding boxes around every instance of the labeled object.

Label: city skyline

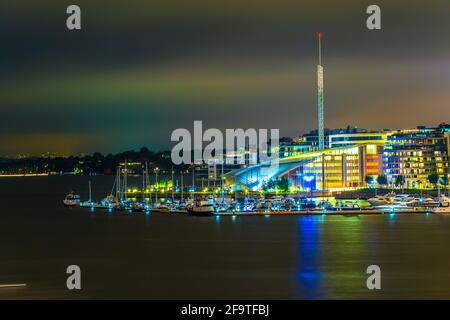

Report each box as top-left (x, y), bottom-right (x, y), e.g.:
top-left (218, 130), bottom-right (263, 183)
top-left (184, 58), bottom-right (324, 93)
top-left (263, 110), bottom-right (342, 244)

top-left (1, 1), bottom-right (449, 155)
top-left (1, 121), bottom-right (447, 159)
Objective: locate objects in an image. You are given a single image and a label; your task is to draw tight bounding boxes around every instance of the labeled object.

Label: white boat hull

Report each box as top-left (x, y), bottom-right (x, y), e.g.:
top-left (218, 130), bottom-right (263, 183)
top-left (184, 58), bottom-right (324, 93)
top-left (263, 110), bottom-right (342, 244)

top-left (433, 206), bottom-right (450, 214)
top-left (63, 200), bottom-right (79, 207)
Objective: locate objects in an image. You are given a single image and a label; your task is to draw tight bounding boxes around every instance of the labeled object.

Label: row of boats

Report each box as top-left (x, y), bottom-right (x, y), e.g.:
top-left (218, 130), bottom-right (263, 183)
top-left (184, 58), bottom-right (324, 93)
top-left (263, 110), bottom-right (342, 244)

top-left (63, 192), bottom-right (450, 215)
top-left (367, 192), bottom-right (450, 213)
top-left (63, 193), bottom-right (227, 216)
top-left (62, 164), bottom-right (450, 215)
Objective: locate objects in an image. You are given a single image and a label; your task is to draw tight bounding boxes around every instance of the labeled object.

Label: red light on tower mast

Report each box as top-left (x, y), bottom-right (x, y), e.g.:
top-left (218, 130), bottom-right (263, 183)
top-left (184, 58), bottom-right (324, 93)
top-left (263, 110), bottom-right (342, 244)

top-left (316, 32), bottom-right (323, 65)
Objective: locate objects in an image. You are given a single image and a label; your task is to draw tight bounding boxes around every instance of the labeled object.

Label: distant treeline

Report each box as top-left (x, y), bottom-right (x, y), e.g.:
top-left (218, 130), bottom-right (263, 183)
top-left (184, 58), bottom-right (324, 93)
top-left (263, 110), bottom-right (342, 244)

top-left (0, 147), bottom-right (190, 175)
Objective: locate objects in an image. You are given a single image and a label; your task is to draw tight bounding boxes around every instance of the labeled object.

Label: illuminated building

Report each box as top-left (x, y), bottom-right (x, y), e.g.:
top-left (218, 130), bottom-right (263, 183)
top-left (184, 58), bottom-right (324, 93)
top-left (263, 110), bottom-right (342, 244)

top-left (286, 144), bottom-right (383, 191)
top-left (287, 126), bottom-right (380, 153)
top-left (118, 162), bottom-right (147, 175)
top-left (226, 143), bottom-right (384, 191)
top-left (329, 131), bottom-right (390, 148)
top-left (383, 124), bottom-right (450, 188)
top-left (196, 148), bottom-right (257, 186)
top-left (278, 137), bottom-right (312, 158)
top-left (223, 34), bottom-right (450, 192)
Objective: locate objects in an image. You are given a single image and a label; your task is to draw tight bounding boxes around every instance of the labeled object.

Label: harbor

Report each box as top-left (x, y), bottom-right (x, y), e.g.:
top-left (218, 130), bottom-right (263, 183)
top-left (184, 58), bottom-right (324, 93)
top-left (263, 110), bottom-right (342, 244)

top-left (63, 164), bottom-right (450, 216)
top-left (3, 0), bottom-right (450, 302)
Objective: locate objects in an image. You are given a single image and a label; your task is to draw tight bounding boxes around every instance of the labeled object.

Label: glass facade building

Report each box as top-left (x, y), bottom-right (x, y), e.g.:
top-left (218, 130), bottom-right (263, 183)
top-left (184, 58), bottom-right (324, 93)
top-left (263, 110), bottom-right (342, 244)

top-left (383, 124), bottom-right (450, 188)
top-left (226, 124), bottom-right (450, 192)
top-left (283, 144), bottom-right (384, 191)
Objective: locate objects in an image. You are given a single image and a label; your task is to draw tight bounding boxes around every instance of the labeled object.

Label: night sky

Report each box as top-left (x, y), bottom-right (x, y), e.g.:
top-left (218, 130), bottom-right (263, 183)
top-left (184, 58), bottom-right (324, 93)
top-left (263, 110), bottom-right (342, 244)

top-left (1, 1), bottom-right (449, 155)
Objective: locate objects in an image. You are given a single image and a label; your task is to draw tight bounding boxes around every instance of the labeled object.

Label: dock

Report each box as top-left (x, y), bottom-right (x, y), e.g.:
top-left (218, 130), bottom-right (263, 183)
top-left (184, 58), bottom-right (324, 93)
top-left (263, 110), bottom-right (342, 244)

top-left (215, 208), bottom-right (430, 216)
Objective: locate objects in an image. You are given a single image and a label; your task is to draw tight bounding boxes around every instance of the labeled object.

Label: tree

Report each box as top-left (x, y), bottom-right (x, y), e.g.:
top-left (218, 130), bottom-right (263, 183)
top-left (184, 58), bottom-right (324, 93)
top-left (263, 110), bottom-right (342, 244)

top-left (365, 175), bottom-right (374, 186)
top-left (428, 173), bottom-right (440, 187)
top-left (414, 180), bottom-right (422, 189)
top-left (262, 179), bottom-right (276, 192)
top-left (377, 175), bottom-right (388, 187)
top-left (277, 177), bottom-right (289, 193)
top-left (262, 177), bottom-right (289, 193)
top-left (394, 175), bottom-right (404, 188)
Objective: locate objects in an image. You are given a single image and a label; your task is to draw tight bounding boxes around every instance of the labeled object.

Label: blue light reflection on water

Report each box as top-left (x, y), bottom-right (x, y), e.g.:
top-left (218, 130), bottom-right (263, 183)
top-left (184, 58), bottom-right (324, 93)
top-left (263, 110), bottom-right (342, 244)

top-left (296, 216), bottom-right (323, 298)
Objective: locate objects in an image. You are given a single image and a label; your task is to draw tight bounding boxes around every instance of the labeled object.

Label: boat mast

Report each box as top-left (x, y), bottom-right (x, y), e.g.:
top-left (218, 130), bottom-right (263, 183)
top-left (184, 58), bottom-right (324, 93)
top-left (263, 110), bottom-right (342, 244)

top-left (191, 166), bottom-right (195, 199)
top-left (116, 166), bottom-right (121, 200)
top-left (181, 173), bottom-right (184, 202)
top-left (155, 168), bottom-right (158, 204)
top-left (124, 160), bottom-right (128, 200)
top-left (146, 162), bottom-right (152, 204)
top-left (221, 160), bottom-right (225, 203)
top-left (110, 169), bottom-right (116, 197)
top-left (171, 166), bottom-right (174, 201)
top-left (142, 163), bottom-right (145, 199)
top-left (88, 180), bottom-right (92, 203)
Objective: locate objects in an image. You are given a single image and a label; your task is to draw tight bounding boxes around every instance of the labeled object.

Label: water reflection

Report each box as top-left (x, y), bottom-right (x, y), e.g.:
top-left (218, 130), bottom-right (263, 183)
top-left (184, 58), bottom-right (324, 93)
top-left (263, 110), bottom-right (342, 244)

top-left (296, 215), bottom-right (374, 299)
top-left (3, 174), bottom-right (450, 299)
top-left (297, 216), bottom-right (322, 298)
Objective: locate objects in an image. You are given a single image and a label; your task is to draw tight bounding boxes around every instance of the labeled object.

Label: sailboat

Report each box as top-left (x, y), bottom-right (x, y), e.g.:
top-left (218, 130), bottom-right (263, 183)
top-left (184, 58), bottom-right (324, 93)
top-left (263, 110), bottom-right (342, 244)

top-left (79, 180), bottom-right (103, 208)
top-left (170, 172), bottom-right (189, 214)
top-left (99, 167), bottom-right (122, 210)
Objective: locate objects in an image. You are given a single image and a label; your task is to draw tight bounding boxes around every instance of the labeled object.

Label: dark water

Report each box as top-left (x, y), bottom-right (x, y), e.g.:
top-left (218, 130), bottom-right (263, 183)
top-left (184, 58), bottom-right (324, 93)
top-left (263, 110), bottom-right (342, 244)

top-left (1, 176), bottom-right (450, 299)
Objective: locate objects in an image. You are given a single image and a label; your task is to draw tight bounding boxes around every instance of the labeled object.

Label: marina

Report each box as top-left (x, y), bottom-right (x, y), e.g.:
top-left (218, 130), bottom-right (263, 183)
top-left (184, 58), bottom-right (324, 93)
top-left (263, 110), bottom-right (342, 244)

top-left (64, 165), bottom-right (450, 216)
top-left (2, 1), bottom-right (450, 302)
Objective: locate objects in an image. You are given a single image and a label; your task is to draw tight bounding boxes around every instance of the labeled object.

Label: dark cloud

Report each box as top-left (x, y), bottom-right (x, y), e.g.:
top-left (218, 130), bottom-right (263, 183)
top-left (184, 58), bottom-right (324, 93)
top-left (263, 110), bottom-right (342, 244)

top-left (0, 0), bottom-right (449, 154)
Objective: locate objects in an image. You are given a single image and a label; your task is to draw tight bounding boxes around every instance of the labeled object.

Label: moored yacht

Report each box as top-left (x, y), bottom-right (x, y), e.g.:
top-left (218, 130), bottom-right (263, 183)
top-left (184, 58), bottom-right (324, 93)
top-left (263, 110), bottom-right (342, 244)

top-left (101, 195), bottom-right (122, 209)
top-left (333, 201), bottom-right (361, 211)
top-left (368, 192), bottom-right (395, 207)
top-left (433, 196), bottom-right (450, 214)
top-left (151, 202), bottom-right (170, 213)
top-left (188, 199), bottom-right (215, 216)
top-left (63, 192), bottom-right (80, 206)
top-left (170, 200), bottom-right (189, 214)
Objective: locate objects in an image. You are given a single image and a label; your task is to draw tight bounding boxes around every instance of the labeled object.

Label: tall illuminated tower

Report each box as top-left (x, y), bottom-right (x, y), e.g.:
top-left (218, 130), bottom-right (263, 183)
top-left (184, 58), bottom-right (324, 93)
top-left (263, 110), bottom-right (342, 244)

top-left (316, 32), bottom-right (325, 151)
